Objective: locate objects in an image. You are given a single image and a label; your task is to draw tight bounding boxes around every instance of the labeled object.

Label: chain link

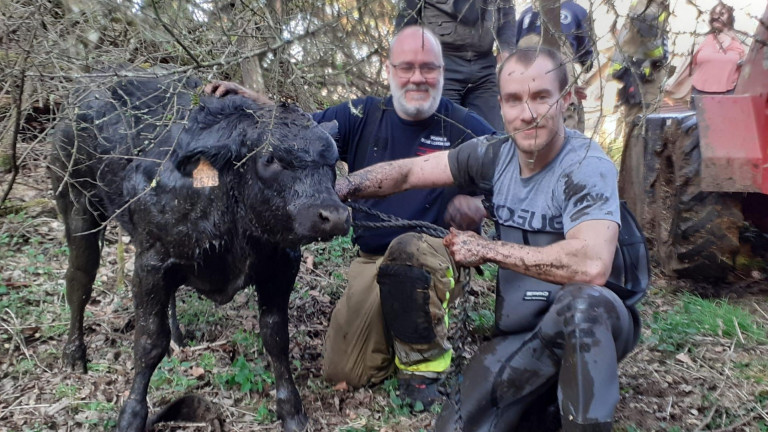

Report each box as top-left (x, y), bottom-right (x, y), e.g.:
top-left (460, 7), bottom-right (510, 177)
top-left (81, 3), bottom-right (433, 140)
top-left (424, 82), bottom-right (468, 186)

top-left (346, 201), bottom-right (450, 239)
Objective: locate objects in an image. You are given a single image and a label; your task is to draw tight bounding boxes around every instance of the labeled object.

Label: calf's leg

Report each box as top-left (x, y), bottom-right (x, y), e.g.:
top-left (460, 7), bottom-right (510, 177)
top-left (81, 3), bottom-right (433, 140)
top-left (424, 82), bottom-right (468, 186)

top-left (169, 294), bottom-right (185, 348)
top-left (117, 255), bottom-right (174, 432)
top-left (56, 192), bottom-right (104, 373)
top-left (255, 248), bottom-right (307, 432)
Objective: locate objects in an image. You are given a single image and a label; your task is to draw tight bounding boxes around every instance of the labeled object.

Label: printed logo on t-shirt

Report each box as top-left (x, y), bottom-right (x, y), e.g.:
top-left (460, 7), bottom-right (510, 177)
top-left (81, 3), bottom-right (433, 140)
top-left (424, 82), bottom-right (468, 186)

top-left (417, 135), bottom-right (451, 156)
top-left (523, 290), bottom-right (551, 301)
top-left (494, 205), bottom-right (564, 232)
top-left (421, 135), bottom-right (451, 147)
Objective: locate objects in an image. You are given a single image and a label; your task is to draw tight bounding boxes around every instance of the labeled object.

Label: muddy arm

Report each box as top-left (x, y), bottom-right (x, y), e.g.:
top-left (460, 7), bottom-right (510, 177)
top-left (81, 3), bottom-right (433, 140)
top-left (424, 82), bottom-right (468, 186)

top-left (443, 219), bottom-right (619, 286)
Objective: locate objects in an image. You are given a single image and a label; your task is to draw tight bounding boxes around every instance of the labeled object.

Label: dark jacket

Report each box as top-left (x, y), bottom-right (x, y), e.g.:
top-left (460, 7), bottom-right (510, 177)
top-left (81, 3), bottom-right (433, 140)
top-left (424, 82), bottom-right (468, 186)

top-left (396, 0), bottom-right (516, 61)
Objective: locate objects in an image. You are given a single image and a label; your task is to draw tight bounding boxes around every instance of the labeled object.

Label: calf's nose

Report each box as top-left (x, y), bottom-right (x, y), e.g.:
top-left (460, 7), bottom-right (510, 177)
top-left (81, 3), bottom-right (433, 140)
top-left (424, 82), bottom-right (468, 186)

top-left (316, 204), bottom-right (351, 237)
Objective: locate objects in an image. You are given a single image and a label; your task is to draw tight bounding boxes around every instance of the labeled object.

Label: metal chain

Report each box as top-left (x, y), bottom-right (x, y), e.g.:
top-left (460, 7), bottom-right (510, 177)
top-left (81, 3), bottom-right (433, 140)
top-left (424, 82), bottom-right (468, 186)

top-left (453, 376), bottom-right (465, 431)
top-left (346, 201), bottom-right (449, 239)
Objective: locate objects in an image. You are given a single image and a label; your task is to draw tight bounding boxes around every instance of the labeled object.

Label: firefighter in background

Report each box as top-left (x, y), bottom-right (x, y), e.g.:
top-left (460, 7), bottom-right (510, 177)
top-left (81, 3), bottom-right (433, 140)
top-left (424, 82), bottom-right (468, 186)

top-left (610, 0), bottom-right (670, 137)
top-left (517, 0), bottom-right (596, 133)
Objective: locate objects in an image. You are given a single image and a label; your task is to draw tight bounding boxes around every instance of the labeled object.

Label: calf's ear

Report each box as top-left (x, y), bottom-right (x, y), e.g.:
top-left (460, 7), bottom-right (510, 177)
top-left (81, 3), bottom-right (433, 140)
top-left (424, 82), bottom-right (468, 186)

top-left (175, 145), bottom-right (237, 177)
top-left (318, 120), bottom-right (338, 138)
top-left (175, 154), bottom-right (221, 188)
top-left (175, 151), bottom-right (205, 177)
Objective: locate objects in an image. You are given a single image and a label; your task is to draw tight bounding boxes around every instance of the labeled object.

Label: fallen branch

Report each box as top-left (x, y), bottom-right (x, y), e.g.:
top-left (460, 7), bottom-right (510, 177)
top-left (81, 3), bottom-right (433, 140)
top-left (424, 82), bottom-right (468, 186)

top-left (0, 60), bottom-right (25, 207)
top-left (0, 198), bottom-right (55, 217)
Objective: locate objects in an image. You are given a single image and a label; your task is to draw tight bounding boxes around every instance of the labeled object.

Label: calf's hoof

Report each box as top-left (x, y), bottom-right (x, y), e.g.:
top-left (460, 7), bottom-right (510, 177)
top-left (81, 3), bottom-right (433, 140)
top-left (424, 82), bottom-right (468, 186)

top-left (282, 412), bottom-right (309, 432)
top-left (117, 399), bottom-right (149, 432)
top-left (63, 340), bottom-right (87, 373)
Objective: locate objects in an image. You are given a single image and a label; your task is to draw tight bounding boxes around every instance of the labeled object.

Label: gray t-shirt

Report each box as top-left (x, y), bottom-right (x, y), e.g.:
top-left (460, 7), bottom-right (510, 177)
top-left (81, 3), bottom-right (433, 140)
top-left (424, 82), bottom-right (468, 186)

top-left (448, 129), bottom-right (621, 234)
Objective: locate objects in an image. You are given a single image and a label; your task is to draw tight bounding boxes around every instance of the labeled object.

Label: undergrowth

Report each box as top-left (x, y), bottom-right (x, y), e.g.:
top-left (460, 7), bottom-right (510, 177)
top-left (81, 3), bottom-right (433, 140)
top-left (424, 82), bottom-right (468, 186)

top-left (647, 292), bottom-right (768, 351)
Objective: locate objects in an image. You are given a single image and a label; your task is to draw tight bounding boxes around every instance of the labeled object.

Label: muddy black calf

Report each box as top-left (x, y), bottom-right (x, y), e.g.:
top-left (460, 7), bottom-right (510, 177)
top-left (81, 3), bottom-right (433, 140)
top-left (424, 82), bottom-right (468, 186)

top-left (49, 72), bottom-right (350, 432)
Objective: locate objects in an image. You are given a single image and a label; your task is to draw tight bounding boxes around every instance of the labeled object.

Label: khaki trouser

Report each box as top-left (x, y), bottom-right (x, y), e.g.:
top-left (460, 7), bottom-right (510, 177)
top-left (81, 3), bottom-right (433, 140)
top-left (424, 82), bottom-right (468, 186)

top-left (322, 233), bottom-right (470, 387)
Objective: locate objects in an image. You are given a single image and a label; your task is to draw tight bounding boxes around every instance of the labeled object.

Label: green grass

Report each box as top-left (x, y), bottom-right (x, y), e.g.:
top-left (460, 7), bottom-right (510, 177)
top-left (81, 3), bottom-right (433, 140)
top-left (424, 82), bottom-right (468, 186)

top-left (305, 229), bottom-right (356, 268)
top-left (253, 401), bottom-right (278, 424)
top-left (473, 262), bottom-right (498, 282)
top-left (215, 355), bottom-right (275, 393)
top-left (175, 290), bottom-right (226, 341)
top-left (54, 383), bottom-right (78, 399)
top-left (468, 307), bottom-right (495, 337)
top-left (232, 328), bottom-right (263, 353)
top-left (734, 358), bottom-right (768, 384)
top-left (150, 356), bottom-right (199, 393)
top-left (0, 211), bottom-right (70, 345)
top-left (380, 377), bottom-right (415, 417)
top-left (303, 229), bottom-right (356, 300)
top-left (647, 292), bottom-right (768, 351)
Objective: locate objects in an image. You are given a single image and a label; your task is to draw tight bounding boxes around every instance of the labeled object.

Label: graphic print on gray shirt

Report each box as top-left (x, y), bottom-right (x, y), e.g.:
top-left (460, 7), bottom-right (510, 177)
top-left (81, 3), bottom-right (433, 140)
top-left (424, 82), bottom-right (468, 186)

top-left (448, 128), bottom-right (621, 234)
top-left (447, 129), bottom-right (622, 333)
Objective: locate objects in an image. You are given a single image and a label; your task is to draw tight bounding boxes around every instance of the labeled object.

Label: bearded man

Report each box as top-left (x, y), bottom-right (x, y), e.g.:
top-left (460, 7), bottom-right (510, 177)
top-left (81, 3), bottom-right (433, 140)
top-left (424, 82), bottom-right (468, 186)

top-left (313, 26), bottom-right (495, 405)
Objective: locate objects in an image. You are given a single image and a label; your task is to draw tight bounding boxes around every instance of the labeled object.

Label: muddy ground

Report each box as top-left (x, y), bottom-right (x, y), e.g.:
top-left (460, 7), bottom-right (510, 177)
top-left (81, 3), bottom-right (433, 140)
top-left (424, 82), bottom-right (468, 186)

top-left (1, 153), bottom-right (767, 432)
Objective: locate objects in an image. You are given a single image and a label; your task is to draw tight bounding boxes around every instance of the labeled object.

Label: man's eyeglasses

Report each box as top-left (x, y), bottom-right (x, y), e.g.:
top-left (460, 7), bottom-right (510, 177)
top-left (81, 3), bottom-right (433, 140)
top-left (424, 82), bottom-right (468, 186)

top-left (390, 63), bottom-right (443, 79)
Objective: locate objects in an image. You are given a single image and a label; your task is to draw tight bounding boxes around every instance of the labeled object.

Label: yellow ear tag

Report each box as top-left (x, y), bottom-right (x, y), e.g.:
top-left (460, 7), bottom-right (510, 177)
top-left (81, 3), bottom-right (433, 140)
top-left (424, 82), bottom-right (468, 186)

top-left (192, 158), bottom-right (219, 188)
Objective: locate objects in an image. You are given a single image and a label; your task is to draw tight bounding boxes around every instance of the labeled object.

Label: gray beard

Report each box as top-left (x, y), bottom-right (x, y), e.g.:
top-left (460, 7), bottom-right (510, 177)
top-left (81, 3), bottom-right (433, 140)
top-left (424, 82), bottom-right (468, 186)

top-left (390, 81), bottom-right (443, 120)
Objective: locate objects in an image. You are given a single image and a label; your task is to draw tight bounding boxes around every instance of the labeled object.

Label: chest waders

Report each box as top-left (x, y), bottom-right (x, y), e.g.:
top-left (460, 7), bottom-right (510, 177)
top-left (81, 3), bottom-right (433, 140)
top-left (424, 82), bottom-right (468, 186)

top-left (434, 224), bottom-right (641, 432)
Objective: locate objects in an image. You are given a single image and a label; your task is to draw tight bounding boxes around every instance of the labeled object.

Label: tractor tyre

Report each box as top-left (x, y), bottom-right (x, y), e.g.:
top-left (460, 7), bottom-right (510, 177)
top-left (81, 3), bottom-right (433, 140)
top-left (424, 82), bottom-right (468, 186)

top-left (620, 114), bottom-right (742, 281)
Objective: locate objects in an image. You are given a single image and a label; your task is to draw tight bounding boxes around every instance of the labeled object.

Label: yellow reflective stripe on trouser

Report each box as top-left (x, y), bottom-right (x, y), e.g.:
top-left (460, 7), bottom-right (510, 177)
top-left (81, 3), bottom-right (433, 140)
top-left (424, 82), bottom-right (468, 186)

top-left (646, 46), bottom-right (664, 59)
top-left (395, 266), bottom-right (456, 374)
top-left (444, 267), bottom-right (454, 328)
top-left (396, 349), bottom-right (453, 373)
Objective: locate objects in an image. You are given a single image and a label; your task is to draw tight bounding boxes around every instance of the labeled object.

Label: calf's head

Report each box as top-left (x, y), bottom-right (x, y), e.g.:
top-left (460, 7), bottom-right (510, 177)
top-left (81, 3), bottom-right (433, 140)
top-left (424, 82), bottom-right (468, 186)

top-left (175, 96), bottom-right (350, 247)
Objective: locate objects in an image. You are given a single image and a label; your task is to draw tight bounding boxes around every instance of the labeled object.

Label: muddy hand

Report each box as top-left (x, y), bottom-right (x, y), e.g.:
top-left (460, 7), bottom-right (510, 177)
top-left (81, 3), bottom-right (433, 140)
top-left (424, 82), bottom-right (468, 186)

top-left (443, 227), bottom-right (488, 267)
top-left (335, 176), bottom-right (353, 201)
top-left (204, 80), bottom-right (273, 104)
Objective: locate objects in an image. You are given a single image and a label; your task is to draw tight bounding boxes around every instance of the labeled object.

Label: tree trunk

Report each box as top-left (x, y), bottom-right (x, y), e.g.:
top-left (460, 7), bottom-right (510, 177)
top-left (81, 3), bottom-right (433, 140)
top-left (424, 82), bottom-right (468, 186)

top-left (534, 0), bottom-right (561, 52)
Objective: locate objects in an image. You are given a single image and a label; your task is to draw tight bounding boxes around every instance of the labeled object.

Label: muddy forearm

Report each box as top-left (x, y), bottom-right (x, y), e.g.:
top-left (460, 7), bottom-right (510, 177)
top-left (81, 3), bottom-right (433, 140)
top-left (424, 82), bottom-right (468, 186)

top-left (336, 159), bottom-right (412, 200)
top-left (486, 240), bottom-right (608, 286)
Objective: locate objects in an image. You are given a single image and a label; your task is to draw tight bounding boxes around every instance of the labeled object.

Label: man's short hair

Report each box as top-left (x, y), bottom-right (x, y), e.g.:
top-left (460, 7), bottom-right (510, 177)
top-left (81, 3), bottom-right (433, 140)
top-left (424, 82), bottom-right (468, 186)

top-left (389, 25), bottom-right (443, 60)
top-left (497, 46), bottom-right (569, 93)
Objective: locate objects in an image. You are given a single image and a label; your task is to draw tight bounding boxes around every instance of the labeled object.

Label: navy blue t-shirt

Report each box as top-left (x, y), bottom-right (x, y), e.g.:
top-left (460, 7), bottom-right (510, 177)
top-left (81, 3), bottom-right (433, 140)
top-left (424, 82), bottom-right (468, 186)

top-left (313, 96), bottom-right (494, 254)
top-left (517, 1), bottom-right (594, 66)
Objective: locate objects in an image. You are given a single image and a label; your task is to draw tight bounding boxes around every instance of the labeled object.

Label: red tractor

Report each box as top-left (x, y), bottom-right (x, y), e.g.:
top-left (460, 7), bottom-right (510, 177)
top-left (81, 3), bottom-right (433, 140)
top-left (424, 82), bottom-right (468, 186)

top-left (619, 5), bottom-right (768, 281)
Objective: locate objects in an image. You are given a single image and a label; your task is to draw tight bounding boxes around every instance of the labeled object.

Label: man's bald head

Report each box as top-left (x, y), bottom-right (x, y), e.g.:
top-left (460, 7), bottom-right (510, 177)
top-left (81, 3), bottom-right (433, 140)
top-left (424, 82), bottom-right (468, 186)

top-left (390, 25), bottom-right (443, 61)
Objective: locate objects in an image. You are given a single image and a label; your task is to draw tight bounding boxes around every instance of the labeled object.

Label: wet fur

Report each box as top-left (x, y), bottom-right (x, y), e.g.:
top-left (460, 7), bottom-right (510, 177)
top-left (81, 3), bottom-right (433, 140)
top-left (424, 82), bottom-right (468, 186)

top-left (49, 71), bottom-right (348, 432)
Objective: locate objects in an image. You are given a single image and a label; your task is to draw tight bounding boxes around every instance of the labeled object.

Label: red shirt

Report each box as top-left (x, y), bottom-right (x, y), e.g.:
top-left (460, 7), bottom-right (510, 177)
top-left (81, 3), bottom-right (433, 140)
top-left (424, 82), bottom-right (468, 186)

top-left (692, 33), bottom-right (746, 93)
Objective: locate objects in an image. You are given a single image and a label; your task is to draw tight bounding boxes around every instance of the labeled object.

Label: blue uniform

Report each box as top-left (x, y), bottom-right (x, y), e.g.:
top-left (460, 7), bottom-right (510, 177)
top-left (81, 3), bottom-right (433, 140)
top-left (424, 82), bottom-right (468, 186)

top-left (517, 1), bottom-right (594, 67)
top-left (313, 96), bottom-right (494, 254)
